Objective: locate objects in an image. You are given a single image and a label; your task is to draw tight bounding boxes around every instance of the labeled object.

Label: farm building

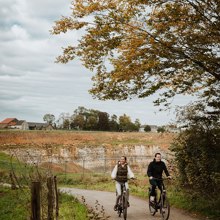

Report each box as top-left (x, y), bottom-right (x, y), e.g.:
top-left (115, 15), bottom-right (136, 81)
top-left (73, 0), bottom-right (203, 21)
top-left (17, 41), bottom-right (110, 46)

top-left (0, 118), bottom-right (19, 129)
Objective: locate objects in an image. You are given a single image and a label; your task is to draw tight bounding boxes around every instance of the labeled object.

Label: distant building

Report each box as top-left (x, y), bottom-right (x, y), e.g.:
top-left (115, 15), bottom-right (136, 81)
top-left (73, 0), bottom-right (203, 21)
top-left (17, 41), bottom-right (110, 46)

top-left (11, 120), bottom-right (29, 130)
top-left (27, 122), bottom-right (54, 130)
top-left (164, 125), bottom-right (181, 133)
top-left (0, 118), bottom-right (19, 129)
top-left (0, 118), bottom-right (54, 130)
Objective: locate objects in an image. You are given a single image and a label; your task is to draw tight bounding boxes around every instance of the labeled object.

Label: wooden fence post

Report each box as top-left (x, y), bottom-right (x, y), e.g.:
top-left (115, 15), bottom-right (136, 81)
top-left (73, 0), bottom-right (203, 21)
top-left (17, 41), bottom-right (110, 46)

top-left (31, 181), bottom-right (41, 220)
top-left (47, 177), bottom-right (54, 220)
top-left (82, 159), bottom-right (85, 179)
top-left (9, 172), bottom-right (17, 190)
top-left (54, 176), bottom-right (59, 220)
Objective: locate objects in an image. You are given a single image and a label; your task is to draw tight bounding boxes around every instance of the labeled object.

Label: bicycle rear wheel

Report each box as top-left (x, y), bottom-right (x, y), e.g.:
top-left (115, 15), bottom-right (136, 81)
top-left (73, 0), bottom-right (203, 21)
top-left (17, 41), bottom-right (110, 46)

top-left (123, 194), bottom-right (127, 220)
top-left (161, 195), bottom-right (170, 220)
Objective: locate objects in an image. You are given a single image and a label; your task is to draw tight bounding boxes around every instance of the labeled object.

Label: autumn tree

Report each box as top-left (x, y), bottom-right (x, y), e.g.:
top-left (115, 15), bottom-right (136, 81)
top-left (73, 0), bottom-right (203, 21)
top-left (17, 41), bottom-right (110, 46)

top-left (157, 126), bottom-right (166, 133)
top-left (144, 125), bottom-right (151, 132)
top-left (119, 114), bottom-right (138, 131)
top-left (109, 114), bottom-right (119, 131)
top-left (63, 119), bottom-right (70, 129)
top-left (43, 114), bottom-right (55, 125)
top-left (86, 115), bottom-right (98, 130)
top-left (52, 0), bottom-right (220, 107)
top-left (57, 112), bottom-right (70, 128)
top-left (134, 119), bottom-right (141, 131)
top-left (72, 114), bottom-right (85, 130)
top-left (97, 111), bottom-right (110, 131)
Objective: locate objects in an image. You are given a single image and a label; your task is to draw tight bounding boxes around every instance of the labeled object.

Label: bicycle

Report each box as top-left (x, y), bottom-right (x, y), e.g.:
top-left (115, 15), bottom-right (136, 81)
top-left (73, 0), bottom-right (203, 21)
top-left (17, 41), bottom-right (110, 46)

top-left (114, 178), bottom-right (135, 220)
top-left (148, 177), bottom-right (170, 220)
top-left (116, 182), bottom-right (128, 220)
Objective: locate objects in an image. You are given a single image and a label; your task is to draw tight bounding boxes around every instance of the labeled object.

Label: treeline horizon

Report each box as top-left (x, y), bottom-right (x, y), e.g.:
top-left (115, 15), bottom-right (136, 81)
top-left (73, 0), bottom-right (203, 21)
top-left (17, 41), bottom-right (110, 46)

top-left (44, 106), bottom-right (142, 132)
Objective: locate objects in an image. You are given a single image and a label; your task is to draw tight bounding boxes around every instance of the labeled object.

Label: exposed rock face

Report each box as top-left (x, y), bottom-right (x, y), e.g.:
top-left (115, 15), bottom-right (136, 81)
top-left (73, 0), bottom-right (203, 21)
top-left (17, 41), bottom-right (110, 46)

top-left (3, 144), bottom-right (172, 174)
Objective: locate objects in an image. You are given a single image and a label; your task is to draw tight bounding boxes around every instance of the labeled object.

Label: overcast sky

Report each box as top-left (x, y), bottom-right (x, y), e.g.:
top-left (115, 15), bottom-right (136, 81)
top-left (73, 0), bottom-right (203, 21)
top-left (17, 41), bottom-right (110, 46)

top-left (0, 0), bottom-right (194, 125)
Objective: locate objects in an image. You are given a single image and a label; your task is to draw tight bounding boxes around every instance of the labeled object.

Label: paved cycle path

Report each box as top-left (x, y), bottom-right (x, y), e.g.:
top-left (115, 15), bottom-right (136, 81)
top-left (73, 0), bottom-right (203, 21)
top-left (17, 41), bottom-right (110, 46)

top-left (60, 187), bottom-right (203, 220)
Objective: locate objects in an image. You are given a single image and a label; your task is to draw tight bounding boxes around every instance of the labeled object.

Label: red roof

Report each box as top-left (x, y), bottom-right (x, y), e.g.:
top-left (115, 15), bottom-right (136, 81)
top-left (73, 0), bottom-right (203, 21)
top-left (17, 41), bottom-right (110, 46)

top-left (0, 118), bottom-right (17, 124)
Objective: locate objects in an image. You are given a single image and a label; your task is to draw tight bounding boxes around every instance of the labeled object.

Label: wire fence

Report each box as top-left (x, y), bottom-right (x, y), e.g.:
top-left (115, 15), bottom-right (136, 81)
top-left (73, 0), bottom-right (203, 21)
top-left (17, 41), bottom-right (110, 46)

top-left (0, 154), bottom-right (173, 180)
top-left (0, 152), bottom-right (175, 220)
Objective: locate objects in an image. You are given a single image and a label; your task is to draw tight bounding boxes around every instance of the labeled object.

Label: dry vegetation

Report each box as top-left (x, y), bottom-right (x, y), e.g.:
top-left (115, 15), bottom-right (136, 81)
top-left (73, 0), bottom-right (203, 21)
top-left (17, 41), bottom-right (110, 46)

top-left (0, 130), bottom-right (176, 149)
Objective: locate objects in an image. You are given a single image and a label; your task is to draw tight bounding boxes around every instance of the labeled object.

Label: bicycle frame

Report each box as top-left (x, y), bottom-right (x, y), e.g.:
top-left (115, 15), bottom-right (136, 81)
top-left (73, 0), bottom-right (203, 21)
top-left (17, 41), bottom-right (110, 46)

top-left (148, 178), bottom-right (170, 220)
top-left (116, 182), bottom-right (128, 220)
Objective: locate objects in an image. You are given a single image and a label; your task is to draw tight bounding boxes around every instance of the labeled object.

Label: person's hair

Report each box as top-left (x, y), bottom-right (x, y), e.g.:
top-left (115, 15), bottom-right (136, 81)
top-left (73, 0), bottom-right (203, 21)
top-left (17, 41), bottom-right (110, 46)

top-left (121, 156), bottom-right (127, 161)
top-left (154, 153), bottom-right (161, 158)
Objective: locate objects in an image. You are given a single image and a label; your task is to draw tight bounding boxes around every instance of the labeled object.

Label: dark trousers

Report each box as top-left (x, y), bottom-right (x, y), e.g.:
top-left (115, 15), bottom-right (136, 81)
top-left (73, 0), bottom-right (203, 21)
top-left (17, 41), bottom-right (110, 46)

top-left (149, 179), bottom-right (163, 197)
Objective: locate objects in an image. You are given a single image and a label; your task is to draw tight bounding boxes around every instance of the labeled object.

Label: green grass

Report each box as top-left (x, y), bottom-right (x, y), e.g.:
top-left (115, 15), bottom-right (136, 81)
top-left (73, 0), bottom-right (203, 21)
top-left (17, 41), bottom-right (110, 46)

top-left (0, 152), bottom-right (89, 220)
top-left (168, 186), bottom-right (220, 219)
top-left (0, 186), bottom-right (89, 220)
top-left (0, 186), bottom-right (29, 220)
top-left (59, 193), bottom-right (88, 220)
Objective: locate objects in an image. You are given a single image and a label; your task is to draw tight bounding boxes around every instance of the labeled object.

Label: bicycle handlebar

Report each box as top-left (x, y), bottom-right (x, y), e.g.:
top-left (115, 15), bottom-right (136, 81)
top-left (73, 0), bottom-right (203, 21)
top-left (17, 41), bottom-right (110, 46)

top-left (112, 177), bottom-right (137, 182)
top-left (151, 177), bottom-right (171, 181)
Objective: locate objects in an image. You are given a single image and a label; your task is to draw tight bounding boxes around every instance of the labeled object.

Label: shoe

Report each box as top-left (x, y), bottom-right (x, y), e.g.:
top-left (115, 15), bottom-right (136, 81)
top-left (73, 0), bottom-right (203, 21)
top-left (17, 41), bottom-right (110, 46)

top-left (114, 204), bottom-right (118, 211)
top-left (150, 196), bottom-right (155, 202)
top-left (127, 201), bottom-right (130, 207)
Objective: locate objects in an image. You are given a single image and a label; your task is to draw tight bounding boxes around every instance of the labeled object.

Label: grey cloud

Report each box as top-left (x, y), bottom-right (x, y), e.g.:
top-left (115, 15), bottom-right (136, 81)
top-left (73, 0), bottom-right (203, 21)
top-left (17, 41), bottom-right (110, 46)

top-left (0, 0), bottom-right (194, 125)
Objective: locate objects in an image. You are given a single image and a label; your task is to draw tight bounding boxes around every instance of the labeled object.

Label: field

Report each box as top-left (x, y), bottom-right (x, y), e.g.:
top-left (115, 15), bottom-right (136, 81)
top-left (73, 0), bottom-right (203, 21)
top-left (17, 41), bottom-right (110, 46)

top-left (0, 130), bottom-right (176, 149)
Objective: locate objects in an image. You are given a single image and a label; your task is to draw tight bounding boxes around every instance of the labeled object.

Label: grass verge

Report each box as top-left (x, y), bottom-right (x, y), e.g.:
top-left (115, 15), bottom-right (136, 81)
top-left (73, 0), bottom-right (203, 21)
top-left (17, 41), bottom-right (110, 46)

top-left (59, 192), bottom-right (88, 220)
top-left (58, 172), bottom-right (220, 220)
top-left (0, 186), bottom-right (29, 220)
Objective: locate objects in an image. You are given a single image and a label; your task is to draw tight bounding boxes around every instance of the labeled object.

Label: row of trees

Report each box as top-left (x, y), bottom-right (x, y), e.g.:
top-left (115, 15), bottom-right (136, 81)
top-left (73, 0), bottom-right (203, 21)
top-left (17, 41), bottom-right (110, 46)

top-left (43, 106), bottom-right (141, 132)
top-left (144, 125), bottom-right (166, 133)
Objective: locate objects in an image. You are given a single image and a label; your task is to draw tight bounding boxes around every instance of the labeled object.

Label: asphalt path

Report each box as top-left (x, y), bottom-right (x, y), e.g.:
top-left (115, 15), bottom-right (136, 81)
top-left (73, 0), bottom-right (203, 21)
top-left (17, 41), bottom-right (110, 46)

top-left (60, 187), bottom-right (203, 220)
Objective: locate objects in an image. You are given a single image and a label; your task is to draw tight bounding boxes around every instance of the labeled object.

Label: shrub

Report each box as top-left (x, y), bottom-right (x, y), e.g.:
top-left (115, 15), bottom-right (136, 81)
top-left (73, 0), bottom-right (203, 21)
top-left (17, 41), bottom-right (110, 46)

top-left (144, 125), bottom-right (151, 132)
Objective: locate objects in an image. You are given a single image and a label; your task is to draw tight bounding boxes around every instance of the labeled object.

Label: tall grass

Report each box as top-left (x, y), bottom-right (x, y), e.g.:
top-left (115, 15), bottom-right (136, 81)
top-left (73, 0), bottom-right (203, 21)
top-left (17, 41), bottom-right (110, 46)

top-left (0, 186), bottom-right (29, 220)
top-left (59, 193), bottom-right (88, 220)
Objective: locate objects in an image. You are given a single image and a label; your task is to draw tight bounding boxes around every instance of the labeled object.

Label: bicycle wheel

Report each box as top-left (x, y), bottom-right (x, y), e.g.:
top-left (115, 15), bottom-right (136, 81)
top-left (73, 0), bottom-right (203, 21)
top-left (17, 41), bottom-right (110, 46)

top-left (117, 196), bottom-right (122, 217)
top-left (161, 194), bottom-right (170, 220)
top-left (123, 194), bottom-right (127, 220)
top-left (149, 194), bottom-right (157, 216)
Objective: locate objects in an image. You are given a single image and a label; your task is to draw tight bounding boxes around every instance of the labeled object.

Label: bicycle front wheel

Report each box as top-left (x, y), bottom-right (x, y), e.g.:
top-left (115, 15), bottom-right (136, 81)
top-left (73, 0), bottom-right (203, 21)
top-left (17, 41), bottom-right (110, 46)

top-left (123, 194), bottom-right (127, 220)
top-left (161, 195), bottom-right (170, 220)
top-left (117, 196), bottom-right (122, 217)
top-left (149, 195), bottom-right (157, 216)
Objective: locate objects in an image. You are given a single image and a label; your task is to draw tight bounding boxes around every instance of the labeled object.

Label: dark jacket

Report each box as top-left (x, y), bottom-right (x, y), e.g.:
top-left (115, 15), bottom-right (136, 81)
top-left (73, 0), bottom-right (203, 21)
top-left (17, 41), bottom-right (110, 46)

top-left (147, 160), bottom-right (170, 179)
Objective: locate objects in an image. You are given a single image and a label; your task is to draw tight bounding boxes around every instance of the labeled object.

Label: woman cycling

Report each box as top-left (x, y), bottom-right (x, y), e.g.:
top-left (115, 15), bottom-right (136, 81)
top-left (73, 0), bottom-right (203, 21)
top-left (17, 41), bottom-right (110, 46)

top-left (147, 153), bottom-right (171, 202)
top-left (111, 156), bottom-right (134, 210)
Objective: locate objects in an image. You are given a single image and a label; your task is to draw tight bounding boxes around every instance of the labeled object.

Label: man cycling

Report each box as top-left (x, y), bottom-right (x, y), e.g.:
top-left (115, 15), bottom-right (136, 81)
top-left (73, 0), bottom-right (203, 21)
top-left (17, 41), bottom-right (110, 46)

top-left (111, 156), bottom-right (135, 211)
top-left (147, 153), bottom-right (171, 202)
